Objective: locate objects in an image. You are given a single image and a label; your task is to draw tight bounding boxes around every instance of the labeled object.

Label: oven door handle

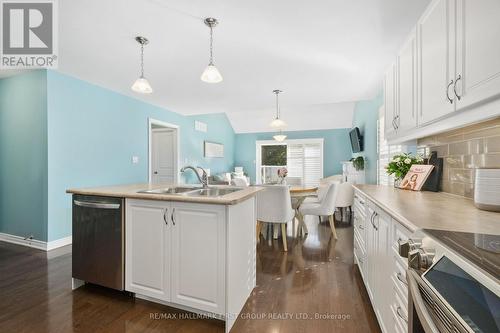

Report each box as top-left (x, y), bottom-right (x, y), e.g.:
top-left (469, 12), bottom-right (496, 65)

top-left (407, 269), bottom-right (441, 333)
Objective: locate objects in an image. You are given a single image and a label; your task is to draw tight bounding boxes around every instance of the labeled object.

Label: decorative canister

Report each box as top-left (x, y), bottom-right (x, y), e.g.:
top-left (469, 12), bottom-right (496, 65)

top-left (474, 168), bottom-right (500, 212)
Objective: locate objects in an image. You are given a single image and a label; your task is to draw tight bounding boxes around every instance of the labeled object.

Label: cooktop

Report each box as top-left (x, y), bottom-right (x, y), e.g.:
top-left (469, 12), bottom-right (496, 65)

top-left (423, 229), bottom-right (500, 280)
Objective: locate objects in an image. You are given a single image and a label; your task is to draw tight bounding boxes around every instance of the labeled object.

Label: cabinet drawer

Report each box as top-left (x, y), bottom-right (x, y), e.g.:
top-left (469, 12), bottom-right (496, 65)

top-left (393, 310), bottom-right (407, 333)
top-left (353, 192), bottom-right (366, 214)
top-left (354, 229), bottom-right (366, 256)
top-left (391, 288), bottom-right (409, 331)
top-left (392, 221), bottom-right (412, 257)
top-left (353, 216), bottom-right (366, 244)
top-left (391, 256), bottom-right (408, 304)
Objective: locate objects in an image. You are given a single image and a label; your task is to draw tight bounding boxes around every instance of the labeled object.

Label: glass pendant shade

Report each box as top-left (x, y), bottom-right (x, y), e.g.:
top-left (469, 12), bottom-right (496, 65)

top-left (269, 118), bottom-right (287, 129)
top-left (273, 134), bottom-right (287, 142)
top-left (131, 36), bottom-right (153, 94)
top-left (201, 64), bottom-right (223, 83)
top-left (131, 77), bottom-right (153, 94)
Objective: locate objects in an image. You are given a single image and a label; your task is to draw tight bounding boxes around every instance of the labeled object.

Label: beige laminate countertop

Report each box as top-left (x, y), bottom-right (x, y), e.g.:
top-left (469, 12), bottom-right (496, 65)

top-left (353, 184), bottom-right (500, 235)
top-left (67, 183), bottom-right (263, 205)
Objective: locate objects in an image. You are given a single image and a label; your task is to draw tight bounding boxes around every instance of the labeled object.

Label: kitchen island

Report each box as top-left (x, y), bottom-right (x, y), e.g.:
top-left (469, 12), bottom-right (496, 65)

top-left (67, 183), bottom-right (262, 333)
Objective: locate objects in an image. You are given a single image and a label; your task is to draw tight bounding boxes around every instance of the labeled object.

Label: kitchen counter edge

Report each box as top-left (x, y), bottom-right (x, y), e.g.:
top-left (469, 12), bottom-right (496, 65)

top-left (67, 184), bottom-right (263, 206)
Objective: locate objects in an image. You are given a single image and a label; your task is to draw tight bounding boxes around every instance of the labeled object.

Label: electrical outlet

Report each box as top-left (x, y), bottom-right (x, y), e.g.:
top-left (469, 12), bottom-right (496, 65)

top-left (132, 156), bottom-right (139, 164)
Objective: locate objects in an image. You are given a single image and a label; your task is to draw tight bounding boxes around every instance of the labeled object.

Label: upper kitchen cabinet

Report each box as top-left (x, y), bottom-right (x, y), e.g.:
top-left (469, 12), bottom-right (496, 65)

top-left (397, 29), bottom-right (418, 132)
top-left (384, 63), bottom-right (397, 138)
top-left (454, 0), bottom-right (500, 110)
top-left (417, 0), bottom-right (456, 125)
top-left (384, 0), bottom-right (500, 143)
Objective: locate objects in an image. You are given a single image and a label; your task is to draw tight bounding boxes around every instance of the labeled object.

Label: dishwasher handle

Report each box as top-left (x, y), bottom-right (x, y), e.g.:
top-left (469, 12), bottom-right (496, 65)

top-left (74, 200), bottom-right (121, 210)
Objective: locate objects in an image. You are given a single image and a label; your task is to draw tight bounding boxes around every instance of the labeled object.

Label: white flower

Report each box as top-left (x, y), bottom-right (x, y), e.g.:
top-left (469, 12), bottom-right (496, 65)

top-left (393, 157), bottom-right (401, 163)
top-left (404, 158), bottom-right (412, 164)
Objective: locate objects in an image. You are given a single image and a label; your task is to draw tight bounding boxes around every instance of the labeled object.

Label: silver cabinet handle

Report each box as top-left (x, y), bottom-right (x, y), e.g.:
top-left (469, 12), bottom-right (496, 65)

top-left (454, 74), bottom-right (462, 100)
top-left (370, 212), bottom-right (378, 231)
top-left (446, 79), bottom-right (454, 104)
top-left (74, 200), bottom-right (120, 210)
top-left (396, 272), bottom-right (408, 286)
top-left (358, 257), bottom-right (364, 264)
top-left (396, 306), bottom-right (408, 323)
top-left (163, 208), bottom-right (168, 226)
top-left (359, 200), bottom-right (364, 205)
top-left (171, 208), bottom-right (176, 226)
top-left (358, 224), bottom-right (364, 230)
top-left (395, 115), bottom-right (400, 129)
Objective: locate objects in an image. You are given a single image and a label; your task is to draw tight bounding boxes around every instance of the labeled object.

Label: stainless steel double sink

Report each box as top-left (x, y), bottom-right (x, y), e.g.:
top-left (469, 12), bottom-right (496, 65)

top-left (137, 186), bottom-right (242, 197)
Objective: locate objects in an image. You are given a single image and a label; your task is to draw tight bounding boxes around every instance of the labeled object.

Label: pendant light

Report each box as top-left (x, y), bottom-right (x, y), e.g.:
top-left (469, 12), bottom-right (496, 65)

top-left (273, 130), bottom-right (287, 142)
top-left (131, 36), bottom-right (153, 94)
top-left (270, 89), bottom-right (287, 129)
top-left (201, 18), bottom-right (223, 83)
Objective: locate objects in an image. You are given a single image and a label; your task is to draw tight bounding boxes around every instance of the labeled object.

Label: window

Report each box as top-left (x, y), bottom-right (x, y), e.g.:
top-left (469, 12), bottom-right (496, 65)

top-left (377, 116), bottom-right (402, 185)
top-left (256, 139), bottom-right (324, 187)
top-left (260, 144), bottom-right (286, 184)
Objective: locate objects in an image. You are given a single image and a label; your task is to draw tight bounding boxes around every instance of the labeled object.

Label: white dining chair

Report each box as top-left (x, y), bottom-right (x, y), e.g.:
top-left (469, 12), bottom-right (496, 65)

top-left (298, 183), bottom-right (339, 239)
top-left (256, 185), bottom-right (295, 251)
top-left (335, 182), bottom-right (354, 222)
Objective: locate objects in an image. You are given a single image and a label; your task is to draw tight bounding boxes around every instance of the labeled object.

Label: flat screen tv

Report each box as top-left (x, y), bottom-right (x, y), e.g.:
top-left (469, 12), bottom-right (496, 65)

top-left (349, 127), bottom-right (363, 153)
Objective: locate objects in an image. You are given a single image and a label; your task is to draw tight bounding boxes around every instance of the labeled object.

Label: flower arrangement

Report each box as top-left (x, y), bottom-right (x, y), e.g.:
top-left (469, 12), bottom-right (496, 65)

top-left (277, 167), bottom-right (288, 184)
top-left (386, 153), bottom-right (424, 180)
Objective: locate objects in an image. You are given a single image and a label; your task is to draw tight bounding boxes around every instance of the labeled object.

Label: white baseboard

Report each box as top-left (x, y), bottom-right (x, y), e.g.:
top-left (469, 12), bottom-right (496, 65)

top-left (0, 232), bottom-right (72, 251)
top-left (47, 236), bottom-right (72, 251)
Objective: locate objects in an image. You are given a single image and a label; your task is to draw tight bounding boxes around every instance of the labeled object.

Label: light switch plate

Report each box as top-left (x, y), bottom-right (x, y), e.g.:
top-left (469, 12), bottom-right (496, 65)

top-left (132, 156), bottom-right (139, 164)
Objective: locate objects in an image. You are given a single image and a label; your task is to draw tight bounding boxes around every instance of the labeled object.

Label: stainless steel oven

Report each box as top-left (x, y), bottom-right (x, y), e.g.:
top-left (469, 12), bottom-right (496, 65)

top-left (401, 230), bottom-right (499, 333)
top-left (72, 194), bottom-right (124, 290)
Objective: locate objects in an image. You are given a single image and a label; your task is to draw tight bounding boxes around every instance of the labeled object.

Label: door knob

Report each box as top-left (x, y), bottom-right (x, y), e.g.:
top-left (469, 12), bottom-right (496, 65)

top-left (154, 171), bottom-right (158, 174)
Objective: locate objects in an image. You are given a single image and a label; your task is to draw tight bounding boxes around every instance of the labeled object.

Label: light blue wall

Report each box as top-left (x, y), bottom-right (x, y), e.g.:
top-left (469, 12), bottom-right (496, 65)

top-left (234, 129), bottom-right (352, 184)
top-left (352, 92), bottom-right (383, 184)
top-left (46, 71), bottom-right (235, 241)
top-left (0, 71), bottom-right (48, 241)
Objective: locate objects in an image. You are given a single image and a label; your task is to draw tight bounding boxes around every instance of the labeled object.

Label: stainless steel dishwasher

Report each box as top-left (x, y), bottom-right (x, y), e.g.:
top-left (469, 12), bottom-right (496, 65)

top-left (72, 194), bottom-right (124, 290)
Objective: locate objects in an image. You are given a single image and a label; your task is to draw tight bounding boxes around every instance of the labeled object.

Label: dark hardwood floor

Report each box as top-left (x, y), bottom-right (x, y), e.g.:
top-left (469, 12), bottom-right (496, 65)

top-left (0, 216), bottom-right (380, 333)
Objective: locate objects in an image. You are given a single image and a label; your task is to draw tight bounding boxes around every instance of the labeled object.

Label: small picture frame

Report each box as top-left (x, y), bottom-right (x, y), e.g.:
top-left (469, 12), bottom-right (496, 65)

top-left (204, 141), bottom-right (224, 158)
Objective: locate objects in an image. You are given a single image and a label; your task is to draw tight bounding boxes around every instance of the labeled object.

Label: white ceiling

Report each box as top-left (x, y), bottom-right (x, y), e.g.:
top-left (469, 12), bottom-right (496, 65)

top-left (56, 0), bottom-right (430, 133)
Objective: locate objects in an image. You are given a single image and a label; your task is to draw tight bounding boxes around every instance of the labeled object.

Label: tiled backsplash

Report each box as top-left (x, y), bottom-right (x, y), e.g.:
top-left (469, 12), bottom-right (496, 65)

top-left (417, 117), bottom-right (500, 198)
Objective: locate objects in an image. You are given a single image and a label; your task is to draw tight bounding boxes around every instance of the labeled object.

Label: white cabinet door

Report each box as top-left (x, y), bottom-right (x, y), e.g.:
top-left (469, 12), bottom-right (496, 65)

top-left (418, 0), bottom-right (456, 125)
top-left (455, 0), bottom-right (500, 109)
top-left (170, 202), bottom-right (226, 314)
top-left (125, 199), bottom-right (171, 301)
top-left (365, 206), bottom-right (377, 302)
top-left (384, 64), bottom-right (398, 138)
top-left (397, 29), bottom-right (418, 132)
top-left (374, 209), bottom-right (393, 333)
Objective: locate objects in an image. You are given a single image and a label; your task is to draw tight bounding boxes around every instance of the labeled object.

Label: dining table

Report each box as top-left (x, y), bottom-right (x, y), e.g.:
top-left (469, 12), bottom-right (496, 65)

top-left (289, 186), bottom-right (318, 236)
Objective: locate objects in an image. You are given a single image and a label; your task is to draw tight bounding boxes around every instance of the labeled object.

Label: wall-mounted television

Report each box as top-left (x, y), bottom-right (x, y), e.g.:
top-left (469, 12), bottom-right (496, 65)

top-left (349, 127), bottom-right (363, 153)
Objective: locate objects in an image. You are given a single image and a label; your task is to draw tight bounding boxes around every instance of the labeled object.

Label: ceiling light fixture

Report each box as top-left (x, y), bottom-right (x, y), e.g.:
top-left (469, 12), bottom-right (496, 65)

top-left (273, 130), bottom-right (287, 142)
top-left (201, 18), bottom-right (223, 83)
top-left (270, 89), bottom-right (287, 129)
top-left (131, 36), bottom-right (153, 94)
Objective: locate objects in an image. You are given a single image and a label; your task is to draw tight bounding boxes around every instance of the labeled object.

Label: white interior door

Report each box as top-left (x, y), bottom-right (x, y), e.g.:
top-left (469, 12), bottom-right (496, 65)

top-left (151, 129), bottom-right (176, 184)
